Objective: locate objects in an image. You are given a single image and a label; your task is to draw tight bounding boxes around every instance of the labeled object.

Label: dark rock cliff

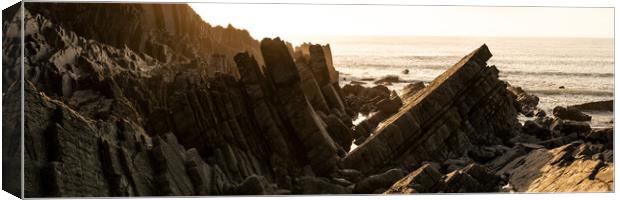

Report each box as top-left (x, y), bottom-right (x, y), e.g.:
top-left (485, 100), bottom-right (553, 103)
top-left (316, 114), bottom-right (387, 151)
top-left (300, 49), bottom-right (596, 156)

top-left (24, 3), bottom-right (264, 78)
top-left (4, 4), bottom-right (350, 196)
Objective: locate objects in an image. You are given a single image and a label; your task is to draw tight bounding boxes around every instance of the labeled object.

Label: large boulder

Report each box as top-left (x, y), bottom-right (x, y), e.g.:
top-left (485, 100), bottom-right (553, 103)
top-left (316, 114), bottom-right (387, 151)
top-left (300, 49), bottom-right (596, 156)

top-left (376, 95), bottom-right (403, 114)
top-left (234, 175), bottom-right (276, 195)
top-left (437, 164), bottom-right (503, 193)
top-left (384, 164), bottom-right (443, 193)
top-left (506, 84), bottom-right (540, 116)
top-left (385, 163), bottom-right (503, 193)
top-left (553, 106), bottom-right (592, 121)
top-left (550, 119), bottom-right (592, 136)
top-left (521, 120), bottom-right (551, 140)
top-left (353, 168), bottom-right (407, 194)
top-left (586, 128), bottom-right (613, 148)
top-left (293, 176), bottom-right (349, 194)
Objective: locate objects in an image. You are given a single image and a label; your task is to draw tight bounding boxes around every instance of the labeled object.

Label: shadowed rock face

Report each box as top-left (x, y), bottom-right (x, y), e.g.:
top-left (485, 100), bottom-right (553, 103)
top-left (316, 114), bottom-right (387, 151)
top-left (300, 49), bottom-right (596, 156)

top-left (2, 2), bottom-right (23, 198)
top-left (6, 6), bottom-right (347, 197)
top-left (23, 3), bottom-right (264, 78)
top-left (342, 45), bottom-right (520, 174)
top-left (260, 38), bottom-right (341, 176)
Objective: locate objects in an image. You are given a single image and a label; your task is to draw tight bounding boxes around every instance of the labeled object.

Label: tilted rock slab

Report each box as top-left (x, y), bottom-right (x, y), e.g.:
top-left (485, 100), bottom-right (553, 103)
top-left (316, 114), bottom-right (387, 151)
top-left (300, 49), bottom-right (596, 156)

top-left (260, 38), bottom-right (341, 176)
top-left (342, 45), bottom-right (520, 174)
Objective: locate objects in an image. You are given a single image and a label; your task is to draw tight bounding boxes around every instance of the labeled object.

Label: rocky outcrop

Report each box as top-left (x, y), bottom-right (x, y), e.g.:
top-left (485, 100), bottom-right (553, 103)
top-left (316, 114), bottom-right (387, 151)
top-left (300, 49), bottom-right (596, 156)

top-left (351, 92), bottom-right (404, 145)
top-left (342, 84), bottom-right (391, 115)
top-left (553, 106), bottom-right (592, 121)
top-left (507, 84), bottom-right (542, 117)
top-left (384, 163), bottom-right (503, 193)
top-left (353, 168), bottom-right (407, 194)
top-left (343, 44), bottom-right (520, 174)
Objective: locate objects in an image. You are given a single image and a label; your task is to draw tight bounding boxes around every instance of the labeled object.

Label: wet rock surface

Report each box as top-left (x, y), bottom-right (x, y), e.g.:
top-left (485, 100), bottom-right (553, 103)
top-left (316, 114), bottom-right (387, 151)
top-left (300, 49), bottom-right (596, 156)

top-left (3, 3), bottom-right (614, 197)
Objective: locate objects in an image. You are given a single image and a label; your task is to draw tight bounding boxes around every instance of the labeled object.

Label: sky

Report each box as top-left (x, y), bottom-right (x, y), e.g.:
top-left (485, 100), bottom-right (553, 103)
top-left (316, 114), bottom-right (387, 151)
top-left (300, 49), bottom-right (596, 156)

top-left (189, 3), bottom-right (613, 42)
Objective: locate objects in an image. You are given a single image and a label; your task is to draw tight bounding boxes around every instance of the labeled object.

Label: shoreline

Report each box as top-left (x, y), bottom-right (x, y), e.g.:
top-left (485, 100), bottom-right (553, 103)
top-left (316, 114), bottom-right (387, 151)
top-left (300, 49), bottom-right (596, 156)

top-left (338, 73), bottom-right (614, 129)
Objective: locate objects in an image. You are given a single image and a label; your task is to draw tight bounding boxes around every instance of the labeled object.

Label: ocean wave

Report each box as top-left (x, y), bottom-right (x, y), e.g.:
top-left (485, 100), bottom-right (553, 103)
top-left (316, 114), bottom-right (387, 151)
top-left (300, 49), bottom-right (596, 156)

top-left (527, 89), bottom-right (613, 97)
top-left (398, 55), bottom-right (462, 61)
top-left (501, 71), bottom-right (614, 78)
top-left (339, 63), bottom-right (449, 70)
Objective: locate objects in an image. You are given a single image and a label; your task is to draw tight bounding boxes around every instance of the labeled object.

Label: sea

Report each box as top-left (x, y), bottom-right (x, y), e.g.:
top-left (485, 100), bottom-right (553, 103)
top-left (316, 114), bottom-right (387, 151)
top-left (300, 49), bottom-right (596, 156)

top-left (289, 36), bottom-right (614, 128)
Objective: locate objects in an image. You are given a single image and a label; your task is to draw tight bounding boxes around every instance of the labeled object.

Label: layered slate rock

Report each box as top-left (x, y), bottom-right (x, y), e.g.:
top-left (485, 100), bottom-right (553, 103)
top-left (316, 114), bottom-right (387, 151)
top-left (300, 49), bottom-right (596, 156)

top-left (384, 163), bottom-right (502, 193)
top-left (294, 44), bottom-right (345, 114)
top-left (342, 45), bottom-right (520, 174)
top-left (260, 38), bottom-right (341, 176)
top-left (497, 141), bottom-right (613, 192)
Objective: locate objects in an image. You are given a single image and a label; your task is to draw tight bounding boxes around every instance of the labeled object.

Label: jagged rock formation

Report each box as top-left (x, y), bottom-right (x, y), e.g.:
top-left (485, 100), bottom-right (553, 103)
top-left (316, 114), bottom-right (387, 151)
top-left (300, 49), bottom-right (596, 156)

top-left (340, 83), bottom-right (406, 146)
top-left (3, 4), bottom-right (361, 197)
top-left (384, 163), bottom-right (502, 193)
top-left (507, 84), bottom-right (542, 117)
top-left (2, 3), bottom-right (614, 197)
top-left (343, 45), bottom-right (520, 174)
top-left (22, 3), bottom-right (264, 79)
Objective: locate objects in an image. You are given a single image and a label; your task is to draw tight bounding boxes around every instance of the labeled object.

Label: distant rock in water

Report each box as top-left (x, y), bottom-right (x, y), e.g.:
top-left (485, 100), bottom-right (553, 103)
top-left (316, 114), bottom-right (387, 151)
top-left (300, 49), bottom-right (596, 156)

top-left (374, 75), bottom-right (400, 85)
top-left (568, 100), bottom-right (613, 111)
